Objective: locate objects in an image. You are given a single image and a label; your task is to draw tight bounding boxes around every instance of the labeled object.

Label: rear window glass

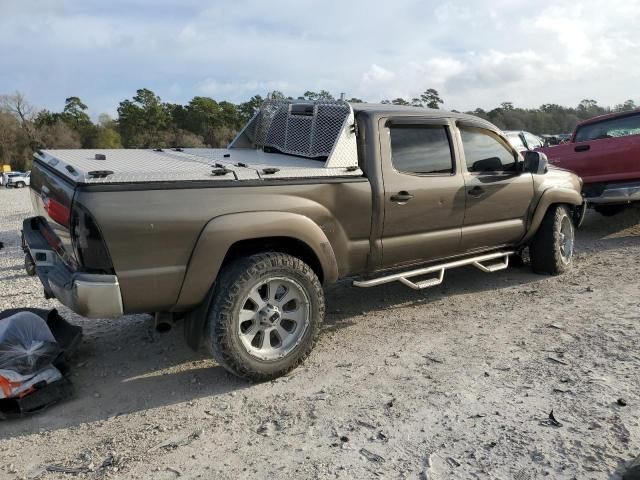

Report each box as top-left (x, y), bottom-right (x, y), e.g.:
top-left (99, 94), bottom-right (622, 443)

top-left (389, 126), bottom-right (454, 175)
top-left (575, 113), bottom-right (640, 142)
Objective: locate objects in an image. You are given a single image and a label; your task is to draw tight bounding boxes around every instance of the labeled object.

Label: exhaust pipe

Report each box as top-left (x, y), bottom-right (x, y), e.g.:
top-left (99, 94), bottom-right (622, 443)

top-left (154, 312), bottom-right (173, 333)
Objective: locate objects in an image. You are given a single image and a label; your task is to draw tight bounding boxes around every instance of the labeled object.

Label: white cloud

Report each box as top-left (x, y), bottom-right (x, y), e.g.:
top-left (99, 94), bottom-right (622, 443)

top-left (0, 0), bottom-right (638, 116)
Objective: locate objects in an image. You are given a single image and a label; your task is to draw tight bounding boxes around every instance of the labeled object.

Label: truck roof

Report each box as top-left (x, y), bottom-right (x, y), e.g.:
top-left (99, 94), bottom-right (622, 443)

top-left (574, 108), bottom-right (640, 128)
top-left (351, 103), bottom-right (499, 131)
top-left (33, 101), bottom-right (500, 186)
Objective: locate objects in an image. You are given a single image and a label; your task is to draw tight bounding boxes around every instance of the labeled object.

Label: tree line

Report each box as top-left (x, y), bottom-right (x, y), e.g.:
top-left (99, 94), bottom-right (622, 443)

top-left (0, 88), bottom-right (636, 170)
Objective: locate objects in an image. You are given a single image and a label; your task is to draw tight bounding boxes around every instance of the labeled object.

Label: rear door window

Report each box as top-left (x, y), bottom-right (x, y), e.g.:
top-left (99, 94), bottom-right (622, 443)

top-left (389, 125), bottom-right (454, 175)
top-left (575, 113), bottom-right (640, 142)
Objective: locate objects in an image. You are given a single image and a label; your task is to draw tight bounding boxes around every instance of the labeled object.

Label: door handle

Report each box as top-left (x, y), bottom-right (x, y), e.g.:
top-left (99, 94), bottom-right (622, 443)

top-left (467, 186), bottom-right (485, 197)
top-left (574, 144), bottom-right (590, 152)
top-left (390, 191), bottom-right (414, 203)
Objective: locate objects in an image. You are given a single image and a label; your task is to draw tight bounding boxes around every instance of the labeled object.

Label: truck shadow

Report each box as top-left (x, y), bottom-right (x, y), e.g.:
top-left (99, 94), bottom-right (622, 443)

top-left (1, 207), bottom-right (637, 439)
top-left (323, 206), bottom-right (640, 333)
top-left (0, 315), bottom-right (251, 440)
top-left (323, 262), bottom-right (542, 333)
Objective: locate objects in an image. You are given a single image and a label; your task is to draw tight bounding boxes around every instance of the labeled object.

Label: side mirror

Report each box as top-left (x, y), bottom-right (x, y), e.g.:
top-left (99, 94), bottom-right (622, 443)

top-left (523, 151), bottom-right (548, 174)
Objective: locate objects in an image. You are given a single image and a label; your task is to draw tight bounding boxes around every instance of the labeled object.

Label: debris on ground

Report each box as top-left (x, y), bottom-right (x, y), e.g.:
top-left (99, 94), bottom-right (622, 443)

top-left (543, 410), bottom-right (563, 427)
top-left (360, 448), bottom-right (385, 463)
top-left (0, 308), bottom-right (81, 417)
top-left (149, 429), bottom-right (204, 452)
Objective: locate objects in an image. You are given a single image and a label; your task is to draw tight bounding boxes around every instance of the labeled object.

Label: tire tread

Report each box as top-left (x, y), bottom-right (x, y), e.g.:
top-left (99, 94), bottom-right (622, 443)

top-left (205, 252), bottom-right (324, 382)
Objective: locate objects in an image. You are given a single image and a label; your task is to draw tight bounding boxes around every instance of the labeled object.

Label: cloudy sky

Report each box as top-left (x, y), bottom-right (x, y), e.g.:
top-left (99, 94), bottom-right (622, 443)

top-left (1, 0), bottom-right (638, 117)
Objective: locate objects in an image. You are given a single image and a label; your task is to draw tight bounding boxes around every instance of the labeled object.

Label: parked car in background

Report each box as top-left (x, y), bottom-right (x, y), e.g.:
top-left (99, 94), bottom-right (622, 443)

top-left (1, 171), bottom-right (15, 186)
top-left (2, 172), bottom-right (19, 187)
top-left (5, 171), bottom-right (30, 188)
top-left (23, 101), bottom-right (584, 380)
top-left (537, 109), bottom-right (640, 216)
top-left (504, 130), bottom-right (545, 152)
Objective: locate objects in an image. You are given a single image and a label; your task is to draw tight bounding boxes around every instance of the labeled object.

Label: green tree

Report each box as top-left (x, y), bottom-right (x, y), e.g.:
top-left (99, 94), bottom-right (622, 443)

top-left (238, 95), bottom-right (264, 123)
top-left (117, 88), bottom-right (169, 147)
top-left (614, 99), bottom-right (637, 112)
top-left (391, 98), bottom-right (410, 105)
top-left (299, 90), bottom-right (335, 101)
top-left (61, 97), bottom-right (91, 129)
top-left (420, 88), bottom-right (444, 109)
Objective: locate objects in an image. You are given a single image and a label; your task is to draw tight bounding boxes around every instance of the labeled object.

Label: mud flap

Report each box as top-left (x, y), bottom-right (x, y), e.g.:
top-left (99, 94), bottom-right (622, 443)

top-left (183, 287), bottom-right (216, 351)
top-left (573, 200), bottom-right (588, 228)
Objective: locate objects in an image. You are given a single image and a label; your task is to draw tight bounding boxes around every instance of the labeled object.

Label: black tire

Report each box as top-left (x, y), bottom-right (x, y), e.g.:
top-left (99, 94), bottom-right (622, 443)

top-left (16, 182), bottom-right (25, 188)
top-left (25, 253), bottom-right (36, 276)
top-left (530, 204), bottom-right (575, 275)
top-left (205, 252), bottom-right (325, 381)
top-left (594, 205), bottom-right (626, 217)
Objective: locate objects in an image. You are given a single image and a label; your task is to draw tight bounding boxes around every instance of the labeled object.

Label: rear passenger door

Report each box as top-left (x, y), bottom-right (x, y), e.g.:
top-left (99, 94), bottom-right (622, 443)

top-left (457, 124), bottom-right (534, 252)
top-left (380, 118), bottom-right (466, 268)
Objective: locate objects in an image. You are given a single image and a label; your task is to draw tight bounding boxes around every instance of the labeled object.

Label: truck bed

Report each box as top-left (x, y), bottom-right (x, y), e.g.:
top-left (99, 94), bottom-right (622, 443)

top-left (34, 147), bottom-right (363, 185)
top-left (35, 100), bottom-right (364, 186)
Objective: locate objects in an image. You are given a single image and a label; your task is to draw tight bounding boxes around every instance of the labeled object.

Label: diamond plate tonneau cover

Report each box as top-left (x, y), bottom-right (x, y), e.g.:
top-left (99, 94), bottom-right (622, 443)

top-left (35, 100), bottom-right (362, 185)
top-left (36, 147), bottom-right (362, 184)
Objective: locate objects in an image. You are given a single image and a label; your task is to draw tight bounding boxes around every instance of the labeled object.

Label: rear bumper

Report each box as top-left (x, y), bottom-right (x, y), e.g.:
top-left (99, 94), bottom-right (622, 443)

top-left (22, 217), bottom-right (123, 318)
top-left (586, 181), bottom-right (640, 205)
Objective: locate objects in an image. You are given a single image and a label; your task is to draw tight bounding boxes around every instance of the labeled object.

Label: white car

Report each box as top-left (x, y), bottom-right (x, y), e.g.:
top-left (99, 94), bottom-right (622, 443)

top-left (5, 171), bottom-right (30, 188)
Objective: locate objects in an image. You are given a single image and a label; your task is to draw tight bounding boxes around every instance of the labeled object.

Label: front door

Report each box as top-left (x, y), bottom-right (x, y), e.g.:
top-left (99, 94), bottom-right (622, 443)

top-left (380, 118), bottom-right (466, 268)
top-left (457, 125), bottom-right (534, 252)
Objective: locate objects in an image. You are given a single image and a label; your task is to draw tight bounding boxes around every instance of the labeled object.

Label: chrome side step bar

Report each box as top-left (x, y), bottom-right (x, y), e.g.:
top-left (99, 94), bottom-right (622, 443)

top-left (353, 251), bottom-right (514, 290)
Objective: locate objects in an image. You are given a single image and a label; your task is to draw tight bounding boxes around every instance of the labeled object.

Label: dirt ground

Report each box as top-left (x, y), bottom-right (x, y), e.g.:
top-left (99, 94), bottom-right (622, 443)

top-left (0, 188), bottom-right (639, 480)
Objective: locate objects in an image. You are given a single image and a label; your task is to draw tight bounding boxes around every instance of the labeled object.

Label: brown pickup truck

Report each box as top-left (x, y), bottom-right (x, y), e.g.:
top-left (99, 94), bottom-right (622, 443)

top-left (23, 101), bottom-right (584, 380)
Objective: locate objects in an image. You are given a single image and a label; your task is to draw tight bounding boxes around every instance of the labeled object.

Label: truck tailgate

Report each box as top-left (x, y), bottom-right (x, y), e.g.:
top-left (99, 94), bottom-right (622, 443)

top-left (29, 158), bottom-right (77, 268)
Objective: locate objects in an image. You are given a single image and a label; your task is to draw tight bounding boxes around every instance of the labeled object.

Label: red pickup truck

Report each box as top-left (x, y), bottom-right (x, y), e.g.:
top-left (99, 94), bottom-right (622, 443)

top-left (537, 109), bottom-right (640, 215)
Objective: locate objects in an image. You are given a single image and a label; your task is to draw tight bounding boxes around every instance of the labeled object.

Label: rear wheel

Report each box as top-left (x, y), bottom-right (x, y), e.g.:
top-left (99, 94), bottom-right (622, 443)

top-left (594, 204), bottom-right (626, 217)
top-left (206, 252), bottom-right (325, 381)
top-left (16, 181), bottom-right (25, 188)
top-left (530, 205), bottom-right (574, 275)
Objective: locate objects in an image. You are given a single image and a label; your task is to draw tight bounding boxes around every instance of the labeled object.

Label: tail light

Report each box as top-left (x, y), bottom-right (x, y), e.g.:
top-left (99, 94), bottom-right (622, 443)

top-left (70, 205), bottom-right (115, 274)
top-left (42, 197), bottom-right (71, 228)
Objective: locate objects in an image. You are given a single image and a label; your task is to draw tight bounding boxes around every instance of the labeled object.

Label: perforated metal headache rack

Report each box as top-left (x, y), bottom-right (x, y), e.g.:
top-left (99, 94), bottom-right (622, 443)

top-left (35, 100), bottom-right (362, 184)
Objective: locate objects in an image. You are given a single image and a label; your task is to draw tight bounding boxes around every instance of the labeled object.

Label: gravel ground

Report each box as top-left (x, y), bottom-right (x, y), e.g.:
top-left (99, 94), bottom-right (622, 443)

top-left (0, 187), bottom-right (639, 480)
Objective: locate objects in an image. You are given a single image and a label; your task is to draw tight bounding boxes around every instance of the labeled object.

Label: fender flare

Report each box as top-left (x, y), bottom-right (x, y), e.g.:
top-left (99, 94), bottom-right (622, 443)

top-left (175, 211), bottom-right (338, 311)
top-left (519, 187), bottom-right (584, 245)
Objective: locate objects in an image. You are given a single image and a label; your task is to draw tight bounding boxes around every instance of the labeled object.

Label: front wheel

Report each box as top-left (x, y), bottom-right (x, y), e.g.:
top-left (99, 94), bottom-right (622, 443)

top-left (530, 205), bottom-right (575, 275)
top-left (206, 252), bottom-right (325, 381)
top-left (16, 182), bottom-right (25, 188)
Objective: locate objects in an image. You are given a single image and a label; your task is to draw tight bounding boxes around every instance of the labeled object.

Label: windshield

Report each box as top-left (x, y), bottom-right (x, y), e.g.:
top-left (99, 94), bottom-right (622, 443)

top-left (505, 133), bottom-right (525, 151)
